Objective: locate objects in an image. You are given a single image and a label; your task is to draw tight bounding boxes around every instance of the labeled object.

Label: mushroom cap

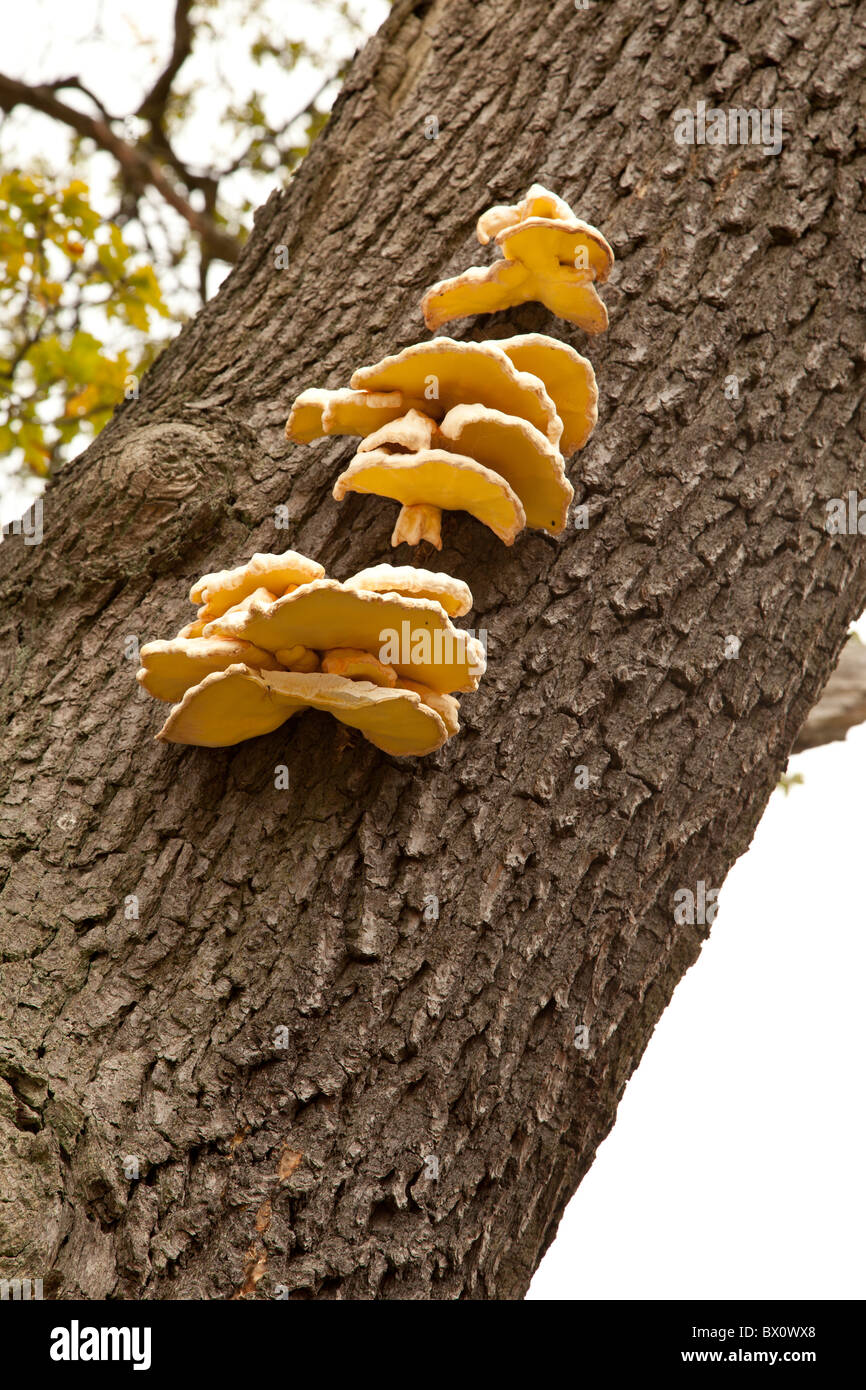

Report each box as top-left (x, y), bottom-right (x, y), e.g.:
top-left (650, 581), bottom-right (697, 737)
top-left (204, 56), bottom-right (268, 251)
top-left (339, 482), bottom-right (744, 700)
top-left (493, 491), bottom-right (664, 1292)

top-left (438, 403), bottom-right (573, 534)
top-left (284, 388), bottom-right (336, 443)
top-left (350, 338), bottom-right (561, 447)
top-left (334, 448), bottom-right (526, 546)
top-left (525, 266), bottom-right (609, 334)
top-left (476, 183), bottom-right (576, 244)
top-left (205, 578), bottom-right (484, 694)
top-left (157, 665), bottom-right (306, 746)
top-left (274, 645), bottom-right (320, 672)
top-left (420, 262), bottom-right (528, 333)
top-left (421, 248), bottom-right (608, 335)
top-left (344, 564), bottom-right (473, 618)
top-left (190, 552), bottom-right (324, 617)
top-left (285, 388), bottom-right (415, 443)
top-left (176, 614), bottom-right (208, 639)
top-left (137, 636), bottom-right (282, 703)
top-left (357, 408), bottom-right (438, 454)
top-left (496, 217), bottom-right (613, 283)
top-left (178, 588), bottom-right (278, 638)
top-left (199, 586), bottom-right (280, 625)
top-left (395, 678), bottom-right (461, 739)
top-left (157, 665), bottom-right (448, 756)
top-left (497, 334), bottom-right (598, 455)
top-left (421, 220), bottom-right (613, 335)
top-left (321, 647), bottom-right (398, 686)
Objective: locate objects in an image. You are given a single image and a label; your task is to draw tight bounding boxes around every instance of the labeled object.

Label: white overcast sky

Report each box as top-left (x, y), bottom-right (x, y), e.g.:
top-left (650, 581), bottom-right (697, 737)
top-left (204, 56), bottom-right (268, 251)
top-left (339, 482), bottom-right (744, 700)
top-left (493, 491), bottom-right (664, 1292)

top-left (2, 1), bottom-right (863, 1302)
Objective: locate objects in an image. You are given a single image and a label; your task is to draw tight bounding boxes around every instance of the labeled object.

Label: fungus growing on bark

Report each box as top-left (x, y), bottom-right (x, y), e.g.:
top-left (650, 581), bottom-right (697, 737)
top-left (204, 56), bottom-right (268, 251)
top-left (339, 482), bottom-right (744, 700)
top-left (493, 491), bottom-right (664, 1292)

top-left (138, 556), bottom-right (483, 757)
top-left (357, 408), bottom-right (437, 455)
top-left (334, 448), bottom-right (526, 548)
top-left (350, 338), bottom-right (561, 446)
top-left (344, 564), bottom-right (472, 617)
top-left (137, 636), bottom-right (282, 703)
top-left (286, 336), bottom-right (590, 544)
top-left (208, 578), bottom-right (483, 693)
top-left (156, 667), bottom-right (450, 756)
top-left (437, 403), bottom-right (572, 534)
top-left (285, 387), bottom-right (425, 444)
top-left (177, 587), bottom-right (281, 639)
top-left (475, 183), bottom-right (575, 243)
top-left (334, 392), bottom-right (573, 545)
top-left (497, 334), bottom-right (598, 456)
top-left (190, 552), bottom-right (324, 619)
top-left (393, 679), bottom-right (461, 740)
top-left (420, 185), bottom-right (613, 333)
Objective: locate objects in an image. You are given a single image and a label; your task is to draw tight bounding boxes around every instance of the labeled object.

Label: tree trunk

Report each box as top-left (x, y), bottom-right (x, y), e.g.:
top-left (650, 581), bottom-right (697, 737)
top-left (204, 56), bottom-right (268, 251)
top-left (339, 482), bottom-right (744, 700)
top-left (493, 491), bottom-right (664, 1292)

top-left (2, 0), bottom-right (865, 1301)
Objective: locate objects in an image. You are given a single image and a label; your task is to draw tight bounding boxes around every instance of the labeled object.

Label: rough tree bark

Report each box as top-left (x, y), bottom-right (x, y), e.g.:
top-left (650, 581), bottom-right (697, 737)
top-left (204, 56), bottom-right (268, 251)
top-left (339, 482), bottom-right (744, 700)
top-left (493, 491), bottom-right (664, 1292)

top-left (2, 0), bottom-right (865, 1300)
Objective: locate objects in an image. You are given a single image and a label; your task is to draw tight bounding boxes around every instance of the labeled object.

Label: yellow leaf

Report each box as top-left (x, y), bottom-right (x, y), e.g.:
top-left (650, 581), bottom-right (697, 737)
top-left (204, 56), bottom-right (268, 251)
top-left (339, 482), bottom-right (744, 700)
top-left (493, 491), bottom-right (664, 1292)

top-left (64, 383), bottom-right (100, 418)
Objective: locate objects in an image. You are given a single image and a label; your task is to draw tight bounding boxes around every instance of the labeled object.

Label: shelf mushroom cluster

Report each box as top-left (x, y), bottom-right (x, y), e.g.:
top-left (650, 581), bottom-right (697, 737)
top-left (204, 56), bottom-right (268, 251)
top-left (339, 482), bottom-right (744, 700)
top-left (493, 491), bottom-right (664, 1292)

top-left (287, 333), bottom-right (599, 550)
top-left (421, 183), bottom-right (614, 333)
top-left (139, 185), bottom-right (612, 762)
top-left (137, 551), bottom-right (485, 756)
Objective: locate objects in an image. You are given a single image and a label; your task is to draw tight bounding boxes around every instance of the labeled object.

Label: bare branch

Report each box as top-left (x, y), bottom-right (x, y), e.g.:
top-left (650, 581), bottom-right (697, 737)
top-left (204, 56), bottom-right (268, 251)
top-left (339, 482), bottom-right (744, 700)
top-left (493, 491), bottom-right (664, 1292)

top-left (135, 0), bottom-right (195, 124)
top-left (215, 71), bottom-right (336, 179)
top-left (44, 75), bottom-right (115, 121)
top-left (793, 637), bottom-right (866, 753)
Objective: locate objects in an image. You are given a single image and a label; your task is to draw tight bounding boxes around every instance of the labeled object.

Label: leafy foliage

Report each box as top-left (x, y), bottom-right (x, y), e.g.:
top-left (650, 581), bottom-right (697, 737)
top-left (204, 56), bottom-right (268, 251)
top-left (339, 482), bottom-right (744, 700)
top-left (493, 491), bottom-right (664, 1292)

top-left (0, 0), bottom-right (387, 482)
top-left (0, 172), bottom-right (168, 476)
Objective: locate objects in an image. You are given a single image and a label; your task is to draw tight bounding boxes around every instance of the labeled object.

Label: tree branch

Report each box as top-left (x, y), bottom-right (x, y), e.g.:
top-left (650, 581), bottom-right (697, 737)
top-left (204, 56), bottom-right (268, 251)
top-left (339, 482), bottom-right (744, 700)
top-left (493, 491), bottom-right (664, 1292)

top-left (214, 71), bottom-right (336, 179)
top-left (793, 637), bottom-right (866, 752)
top-left (0, 71), bottom-right (241, 264)
top-left (45, 75), bottom-right (114, 121)
top-left (132, 0), bottom-right (221, 210)
top-left (136, 0), bottom-right (195, 124)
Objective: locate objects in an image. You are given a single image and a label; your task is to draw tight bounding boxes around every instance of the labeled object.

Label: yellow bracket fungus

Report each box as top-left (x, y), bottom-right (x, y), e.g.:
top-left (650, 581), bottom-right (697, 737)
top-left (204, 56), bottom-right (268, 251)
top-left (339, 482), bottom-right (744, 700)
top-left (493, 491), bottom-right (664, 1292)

top-left (357, 408), bottom-right (437, 455)
top-left (285, 333), bottom-right (596, 544)
top-left (190, 552), bottom-right (324, 619)
top-left (394, 679), bottom-right (460, 740)
top-left (476, 183), bottom-right (575, 243)
top-left (334, 391), bottom-right (574, 546)
top-left (326, 337), bottom-right (576, 545)
top-left (420, 185), bottom-right (613, 333)
top-left (138, 554), bottom-right (483, 757)
top-left (177, 587), bottom-right (281, 638)
top-left (208, 578), bottom-right (483, 693)
top-left (497, 334), bottom-right (598, 456)
top-left (344, 564), bottom-right (472, 617)
top-left (437, 404), bottom-right (572, 534)
top-left (137, 636), bottom-right (283, 703)
top-left (350, 338), bottom-right (561, 447)
top-left (139, 185), bottom-right (615, 764)
top-left (157, 666), bottom-right (449, 756)
top-left (334, 448), bottom-right (526, 549)
top-left (285, 388), bottom-right (428, 444)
